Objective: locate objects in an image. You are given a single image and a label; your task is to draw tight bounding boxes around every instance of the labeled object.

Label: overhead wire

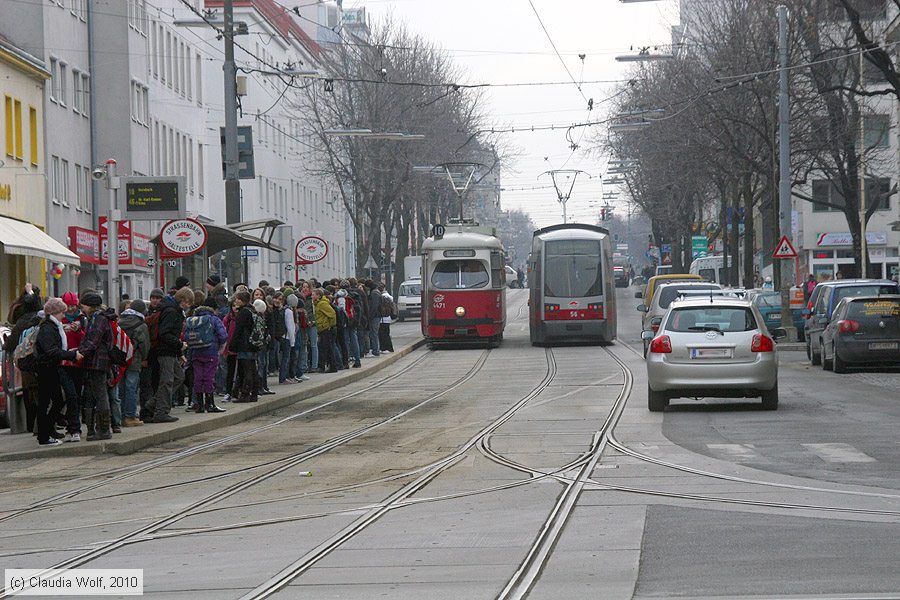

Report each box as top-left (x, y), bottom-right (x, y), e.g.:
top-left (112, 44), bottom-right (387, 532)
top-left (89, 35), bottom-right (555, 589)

top-left (526, 0), bottom-right (589, 105)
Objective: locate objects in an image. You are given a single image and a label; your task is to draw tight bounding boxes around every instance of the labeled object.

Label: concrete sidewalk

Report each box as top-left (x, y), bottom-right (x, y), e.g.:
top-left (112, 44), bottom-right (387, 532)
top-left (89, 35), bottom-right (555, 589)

top-left (0, 337), bottom-right (425, 462)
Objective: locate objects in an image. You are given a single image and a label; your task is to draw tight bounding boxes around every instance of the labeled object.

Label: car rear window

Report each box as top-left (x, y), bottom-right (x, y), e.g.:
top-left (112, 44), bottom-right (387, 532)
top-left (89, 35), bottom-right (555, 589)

top-left (754, 292), bottom-right (781, 308)
top-left (666, 307), bottom-right (758, 333)
top-left (847, 299), bottom-right (900, 320)
top-left (400, 284), bottom-right (421, 296)
top-left (658, 285), bottom-right (721, 309)
top-left (833, 285), bottom-right (900, 305)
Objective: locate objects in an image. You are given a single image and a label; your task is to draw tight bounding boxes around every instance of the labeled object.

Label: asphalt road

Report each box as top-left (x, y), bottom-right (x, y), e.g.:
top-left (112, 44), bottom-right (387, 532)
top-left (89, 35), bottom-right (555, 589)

top-left (2, 287), bottom-right (899, 599)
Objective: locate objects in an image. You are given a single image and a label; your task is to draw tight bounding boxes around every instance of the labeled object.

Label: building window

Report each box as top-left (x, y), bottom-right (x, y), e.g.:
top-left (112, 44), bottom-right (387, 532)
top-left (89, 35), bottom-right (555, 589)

top-left (61, 158), bottom-right (69, 206)
top-left (51, 155), bottom-right (60, 204)
top-left (150, 18), bottom-right (158, 78)
top-left (49, 58), bottom-right (58, 102)
top-left (863, 114), bottom-right (890, 148)
top-left (74, 163), bottom-right (83, 211)
top-left (81, 73), bottom-right (90, 117)
top-left (812, 177), bottom-right (890, 211)
top-left (4, 96), bottom-right (13, 158)
top-left (130, 80), bottom-right (149, 126)
top-left (29, 106), bottom-right (38, 165)
top-left (13, 100), bottom-right (22, 160)
top-left (58, 62), bottom-right (68, 106)
top-left (72, 69), bottom-right (82, 113)
top-left (195, 52), bottom-right (202, 105)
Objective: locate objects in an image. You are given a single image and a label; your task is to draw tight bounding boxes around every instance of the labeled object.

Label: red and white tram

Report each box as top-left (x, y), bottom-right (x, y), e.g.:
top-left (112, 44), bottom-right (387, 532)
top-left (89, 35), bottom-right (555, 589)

top-left (421, 225), bottom-right (507, 347)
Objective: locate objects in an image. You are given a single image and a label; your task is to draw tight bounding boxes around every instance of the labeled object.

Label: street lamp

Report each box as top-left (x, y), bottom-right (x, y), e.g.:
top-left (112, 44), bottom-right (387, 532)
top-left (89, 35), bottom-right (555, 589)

top-left (609, 121), bottom-right (651, 132)
top-left (615, 49), bottom-right (674, 62)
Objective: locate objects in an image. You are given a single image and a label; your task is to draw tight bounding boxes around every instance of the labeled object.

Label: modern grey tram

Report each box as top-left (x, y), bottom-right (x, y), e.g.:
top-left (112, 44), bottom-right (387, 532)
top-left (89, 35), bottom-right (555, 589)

top-left (528, 223), bottom-right (617, 345)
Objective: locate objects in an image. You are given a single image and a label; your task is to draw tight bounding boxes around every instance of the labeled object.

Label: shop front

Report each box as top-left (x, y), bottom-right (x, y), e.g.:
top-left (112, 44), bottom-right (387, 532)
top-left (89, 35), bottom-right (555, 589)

top-left (807, 231), bottom-right (898, 280)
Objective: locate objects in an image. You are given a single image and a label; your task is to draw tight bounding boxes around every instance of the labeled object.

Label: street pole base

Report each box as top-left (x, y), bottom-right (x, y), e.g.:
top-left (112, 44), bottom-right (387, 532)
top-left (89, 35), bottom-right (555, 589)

top-left (779, 326), bottom-right (798, 343)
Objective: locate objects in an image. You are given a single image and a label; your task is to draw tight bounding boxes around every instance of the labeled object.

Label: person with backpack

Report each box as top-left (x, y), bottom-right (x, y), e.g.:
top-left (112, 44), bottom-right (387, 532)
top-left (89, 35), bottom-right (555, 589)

top-left (60, 291), bottom-right (87, 442)
top-left (118, 299), bottom-right (149, 427)
top-left (228, 292), bottom-right (260, 403)
top-left (145, 287), bottom-right (193, 423)
top-left (298, 281), bottom-right (319, 374)
top-left (77, 291), bottom-right (113, 441)
top-left (33, 298), bottom-right (84, 446)
top-left (183, 303), bottom-right (228, 413)
top-left (378, 284), bottom-right (396, 353)
top-left (366, 280), bottom-right (383, 357)
top-left (349, 278), bottom-right (369, 357)
top-left (5, 290), bottom-right (43, 434)
top-left (313, 287), bottom-right (338, 373)
top-left (271, 292), bottom-right (297, 385)
top-left (336, 282), bottom-right (361, 368)
top-left (104, 305), bottom-right (131, 433)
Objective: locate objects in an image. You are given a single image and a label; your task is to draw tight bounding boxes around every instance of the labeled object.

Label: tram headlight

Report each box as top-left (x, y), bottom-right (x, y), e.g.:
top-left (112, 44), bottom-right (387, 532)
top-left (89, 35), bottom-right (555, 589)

top-left (455, 306), bottom-right (466, 317)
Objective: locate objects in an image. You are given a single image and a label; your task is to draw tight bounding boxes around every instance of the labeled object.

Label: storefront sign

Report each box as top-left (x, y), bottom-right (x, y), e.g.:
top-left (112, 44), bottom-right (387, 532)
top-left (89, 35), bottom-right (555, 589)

top-left (295, 236), bottom-right (328, 264)
top-left (68, 226), bottom-right (101, 265)
top-left (816, 232), bottom-right (888, 246)
top-left (160, 218), bottom-right (207, 257)
top-left (132, 232), bottom-right (151, 268)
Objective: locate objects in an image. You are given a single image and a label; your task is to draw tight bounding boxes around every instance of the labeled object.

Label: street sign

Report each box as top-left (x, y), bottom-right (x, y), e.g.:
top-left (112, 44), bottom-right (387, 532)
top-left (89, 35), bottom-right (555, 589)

top-left (241, 248), bottom-right (260, 258)
top-left (160, 218), bottom-right (207, 257)
top-left (772, 235), bottom-right (798, 259)
top-left (691, 235), bottom-right (708, 259)
top-left (121, 176), bottom-right (186, 221)
top-left (364, 255), bottom-right (378, 269)
top-left (295, 236), bottom-right (328, 265)
top-left (220, 126), bottom-right (256, 180)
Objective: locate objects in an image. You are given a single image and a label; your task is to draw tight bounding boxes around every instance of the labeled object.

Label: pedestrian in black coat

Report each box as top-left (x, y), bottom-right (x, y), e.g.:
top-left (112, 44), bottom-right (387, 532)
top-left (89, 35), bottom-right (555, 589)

top-left (34, 298), bottom-right (82, 445)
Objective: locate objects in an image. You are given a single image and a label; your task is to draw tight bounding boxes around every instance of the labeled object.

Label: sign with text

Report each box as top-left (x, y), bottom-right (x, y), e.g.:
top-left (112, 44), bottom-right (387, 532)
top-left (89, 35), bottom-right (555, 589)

top-left (295, 236), bottom-right (328, 265)
top-left (816, 231), bottom-right (887, 247)
top-left (160, 218), bottom-right (207, 257)
top-left (121, 176), bottom-right (186, 221)
top-left (68, 226), bottom-right (101, 265)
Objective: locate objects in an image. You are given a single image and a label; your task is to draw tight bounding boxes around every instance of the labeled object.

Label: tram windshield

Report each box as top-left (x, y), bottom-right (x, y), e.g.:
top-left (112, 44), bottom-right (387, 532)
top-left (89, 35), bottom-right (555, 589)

top-left (431, 259), bottom-right (490, 289)
top-left (543, 240), bottom-right (603, 298)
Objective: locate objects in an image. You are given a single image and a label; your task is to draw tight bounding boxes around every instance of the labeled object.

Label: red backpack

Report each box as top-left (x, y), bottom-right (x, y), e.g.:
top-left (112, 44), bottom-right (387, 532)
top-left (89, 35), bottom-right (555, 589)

top-left (108, 319), bottom-right (135, 386)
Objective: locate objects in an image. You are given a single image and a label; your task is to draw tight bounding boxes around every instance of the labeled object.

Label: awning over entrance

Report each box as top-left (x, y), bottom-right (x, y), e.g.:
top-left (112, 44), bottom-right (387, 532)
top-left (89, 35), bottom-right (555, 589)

top-left (0, 215), bottom-right (81, 265)
top-left (150, 223), bottom-right (286, 256)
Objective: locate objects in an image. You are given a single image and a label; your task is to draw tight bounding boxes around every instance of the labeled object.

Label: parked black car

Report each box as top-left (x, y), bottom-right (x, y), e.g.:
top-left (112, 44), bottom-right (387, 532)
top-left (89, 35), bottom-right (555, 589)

top-left (821, 295), bottom-right (900, 373)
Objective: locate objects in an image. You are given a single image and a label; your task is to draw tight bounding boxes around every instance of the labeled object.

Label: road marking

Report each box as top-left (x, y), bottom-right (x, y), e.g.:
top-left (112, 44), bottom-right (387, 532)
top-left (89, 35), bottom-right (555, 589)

top-left (802, 443), bottom-right (875, 463)
top-left (706, 444), bottom-right (757, 459)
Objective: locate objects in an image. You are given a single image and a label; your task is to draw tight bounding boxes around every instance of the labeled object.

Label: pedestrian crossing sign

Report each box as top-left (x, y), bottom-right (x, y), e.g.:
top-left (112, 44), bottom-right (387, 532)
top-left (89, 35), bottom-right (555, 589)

top-left (772, 235), bottom-right (798, 259)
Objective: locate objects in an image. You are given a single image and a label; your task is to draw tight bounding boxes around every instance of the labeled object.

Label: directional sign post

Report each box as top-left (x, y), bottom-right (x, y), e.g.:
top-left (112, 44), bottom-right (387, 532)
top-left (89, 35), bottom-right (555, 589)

top-left (772, 235), bottom-right (798, 259)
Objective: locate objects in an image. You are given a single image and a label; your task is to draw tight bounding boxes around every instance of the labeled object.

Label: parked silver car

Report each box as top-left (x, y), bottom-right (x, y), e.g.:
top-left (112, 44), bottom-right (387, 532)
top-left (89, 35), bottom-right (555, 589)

top-left (644, 296), bottom-right (784, 411)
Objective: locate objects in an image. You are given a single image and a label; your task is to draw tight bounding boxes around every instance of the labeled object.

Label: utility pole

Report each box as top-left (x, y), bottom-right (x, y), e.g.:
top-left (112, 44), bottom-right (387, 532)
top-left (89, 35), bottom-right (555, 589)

top-left (859, 49), bottom-right (867, 279)
top-left (105, 159), bottom-right (120, 306)
top-left (223, 0), bottom-right (242, 286)
top-left (777, 5), bottom-right (797, 342)
top-left (539, 170), bottom-right (590, 224)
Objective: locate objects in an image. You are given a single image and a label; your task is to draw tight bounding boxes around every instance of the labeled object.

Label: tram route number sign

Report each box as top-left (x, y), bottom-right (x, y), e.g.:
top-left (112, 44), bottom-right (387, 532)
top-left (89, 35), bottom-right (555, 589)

top-left (121, 176), bottom-right (187, 221)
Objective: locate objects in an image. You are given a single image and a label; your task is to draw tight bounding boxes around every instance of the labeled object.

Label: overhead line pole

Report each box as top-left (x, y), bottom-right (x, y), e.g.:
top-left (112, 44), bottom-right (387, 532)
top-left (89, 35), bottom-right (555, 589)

top-left (224, 0), bottom-right (242, 286)
top-left (777, 5), bottom-right (797, 342)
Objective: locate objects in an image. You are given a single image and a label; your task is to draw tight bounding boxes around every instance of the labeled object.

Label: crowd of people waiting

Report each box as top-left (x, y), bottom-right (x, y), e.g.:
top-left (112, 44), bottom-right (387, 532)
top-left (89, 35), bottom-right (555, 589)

top-left (2, 275), bottom-right (398, 447)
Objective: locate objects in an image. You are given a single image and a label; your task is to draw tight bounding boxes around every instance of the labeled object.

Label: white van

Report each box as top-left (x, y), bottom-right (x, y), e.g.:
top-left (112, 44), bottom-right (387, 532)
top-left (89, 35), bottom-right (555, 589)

top-left (396, 279), bottom-right (422, 321)
top-left (689, 255), bottom-right (732, 285)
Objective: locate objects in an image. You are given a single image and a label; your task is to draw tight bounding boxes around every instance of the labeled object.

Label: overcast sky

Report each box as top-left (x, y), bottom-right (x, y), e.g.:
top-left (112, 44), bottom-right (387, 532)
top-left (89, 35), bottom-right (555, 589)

top-left (357, 0), bottom-right (680, 228)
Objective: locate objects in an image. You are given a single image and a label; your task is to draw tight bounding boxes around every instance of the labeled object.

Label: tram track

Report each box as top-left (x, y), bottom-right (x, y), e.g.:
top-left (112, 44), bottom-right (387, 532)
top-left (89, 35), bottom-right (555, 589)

top-left (0, 348), bottom-right (492, 599)
top-left (234, 347), bottom-right (560, 600)
top-left (0, 350), bottom-right (438, 522)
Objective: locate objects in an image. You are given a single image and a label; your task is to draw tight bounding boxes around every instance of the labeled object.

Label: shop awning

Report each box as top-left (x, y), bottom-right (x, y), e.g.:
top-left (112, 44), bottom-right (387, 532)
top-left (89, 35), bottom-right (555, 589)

top-left (0, 215), bottom-right (81, 265)
top-left (150, 222), bottom-right (286, 256)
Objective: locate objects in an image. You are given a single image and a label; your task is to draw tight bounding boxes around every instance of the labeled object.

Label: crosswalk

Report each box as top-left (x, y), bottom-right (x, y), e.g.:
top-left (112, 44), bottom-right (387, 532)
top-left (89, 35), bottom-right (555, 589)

top-left (703, 443), bottom-right (876, 464)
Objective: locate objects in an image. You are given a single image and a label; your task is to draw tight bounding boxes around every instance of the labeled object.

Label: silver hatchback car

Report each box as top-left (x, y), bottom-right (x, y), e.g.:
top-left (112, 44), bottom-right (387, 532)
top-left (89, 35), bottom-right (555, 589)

top-left (644, 297), bottom-right (785, 411)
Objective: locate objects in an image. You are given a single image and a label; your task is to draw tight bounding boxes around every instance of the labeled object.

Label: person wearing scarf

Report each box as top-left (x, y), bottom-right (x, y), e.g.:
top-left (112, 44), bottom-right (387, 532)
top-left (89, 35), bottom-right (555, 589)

top-left (34, 298), bottom-right (82, 446)
top-left (60, 291), bottom-right (87, 442)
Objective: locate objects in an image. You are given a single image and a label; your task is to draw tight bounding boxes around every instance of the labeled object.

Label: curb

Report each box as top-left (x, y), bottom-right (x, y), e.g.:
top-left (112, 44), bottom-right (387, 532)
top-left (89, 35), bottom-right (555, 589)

top-left (0, 338), bottom-right (427, 462)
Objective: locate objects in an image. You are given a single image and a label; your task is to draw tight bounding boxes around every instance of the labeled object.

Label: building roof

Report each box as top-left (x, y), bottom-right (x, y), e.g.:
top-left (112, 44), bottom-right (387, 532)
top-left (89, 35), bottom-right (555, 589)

top-left (0, 34), bottom-right (50, 80)
top-left (205, 0), bottom-right (321, 58)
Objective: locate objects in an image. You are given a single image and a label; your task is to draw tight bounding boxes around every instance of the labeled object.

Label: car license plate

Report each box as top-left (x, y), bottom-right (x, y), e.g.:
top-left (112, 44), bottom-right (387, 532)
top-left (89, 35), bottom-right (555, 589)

top-left (691, 348), bottom-right (733, 359)
top-left (868, 342), bottom-right (898, 350)
top-left (768, 313), bottom-right (781, 320)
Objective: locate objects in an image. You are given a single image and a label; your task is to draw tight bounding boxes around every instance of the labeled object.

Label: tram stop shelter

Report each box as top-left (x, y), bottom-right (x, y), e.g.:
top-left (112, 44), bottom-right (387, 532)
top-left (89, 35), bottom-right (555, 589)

top-left (150, 219), bottom-right (285, 289)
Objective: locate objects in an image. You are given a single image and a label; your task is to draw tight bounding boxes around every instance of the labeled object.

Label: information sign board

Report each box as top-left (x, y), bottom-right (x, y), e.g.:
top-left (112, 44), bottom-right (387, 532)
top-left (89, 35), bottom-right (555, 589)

top-left (121, 176), bottom-right (186, 221)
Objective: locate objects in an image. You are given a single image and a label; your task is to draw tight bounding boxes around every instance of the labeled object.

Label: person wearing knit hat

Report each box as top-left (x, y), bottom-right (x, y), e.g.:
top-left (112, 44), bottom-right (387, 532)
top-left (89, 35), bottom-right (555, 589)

top-left (150, 288), bottom-right (165, 298)
top-left (59, 292), bottom-right (88, 441)
top-left (80, 291), bottom-right (103, 308)
top-left (129, 298), bottom-right (147, 315)
top-left (207, 274), bottom-right (221, 287)
top-left (175, 276), bottom-right (190, 290)
top-left (33, 298), bottom-right (82, 445)
top-left (78, 289), bottom-right (115, 440)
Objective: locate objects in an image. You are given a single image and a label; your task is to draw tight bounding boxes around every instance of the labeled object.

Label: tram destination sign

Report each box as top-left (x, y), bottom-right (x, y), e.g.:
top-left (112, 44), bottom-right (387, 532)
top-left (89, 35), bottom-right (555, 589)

top-left (121, 176), bottom-right (187, 221)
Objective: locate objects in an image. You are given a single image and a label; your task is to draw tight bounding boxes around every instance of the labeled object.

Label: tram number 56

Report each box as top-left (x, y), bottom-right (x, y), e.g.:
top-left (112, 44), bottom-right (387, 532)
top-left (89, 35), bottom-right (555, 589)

top-left (570, 310), bottom-right (579, 318)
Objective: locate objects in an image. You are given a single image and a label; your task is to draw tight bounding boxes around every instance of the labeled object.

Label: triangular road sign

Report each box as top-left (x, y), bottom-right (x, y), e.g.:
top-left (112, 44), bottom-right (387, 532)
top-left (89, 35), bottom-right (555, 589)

top-left (772, 235), bottom-right (798, 259)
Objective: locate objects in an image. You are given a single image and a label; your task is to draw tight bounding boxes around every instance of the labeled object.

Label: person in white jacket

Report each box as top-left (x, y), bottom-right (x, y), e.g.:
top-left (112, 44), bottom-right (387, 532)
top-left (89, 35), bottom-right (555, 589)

top-left (378, 285), bottom-right (395, 353)
top-left (273, 292), bottom-right (298, 384)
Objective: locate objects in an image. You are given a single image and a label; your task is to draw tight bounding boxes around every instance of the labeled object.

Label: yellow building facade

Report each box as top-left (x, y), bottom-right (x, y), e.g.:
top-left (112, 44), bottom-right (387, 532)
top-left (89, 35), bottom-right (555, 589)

top-left (0, 37), bottom-right (78, 321)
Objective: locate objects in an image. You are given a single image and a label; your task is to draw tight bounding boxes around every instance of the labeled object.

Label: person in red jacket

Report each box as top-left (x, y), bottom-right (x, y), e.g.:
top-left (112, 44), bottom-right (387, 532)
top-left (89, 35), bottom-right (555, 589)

top-left (60, 291), bottom-right (87, 442)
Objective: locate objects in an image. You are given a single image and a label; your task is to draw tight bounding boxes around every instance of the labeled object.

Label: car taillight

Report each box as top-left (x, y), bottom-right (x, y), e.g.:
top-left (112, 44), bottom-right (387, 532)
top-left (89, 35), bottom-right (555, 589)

top-left (588, 303), bottom-right (604, 318)
top-left (650, 317), bottom-right (662, 333)
top-left (649, 335), bottom-right (672, 353)
top-left (837, 319), bottom-right (860, 333)
top-left (544, 304), bottom-right (560, 312)
top-left (751, 334), bottom-right (775, 352)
